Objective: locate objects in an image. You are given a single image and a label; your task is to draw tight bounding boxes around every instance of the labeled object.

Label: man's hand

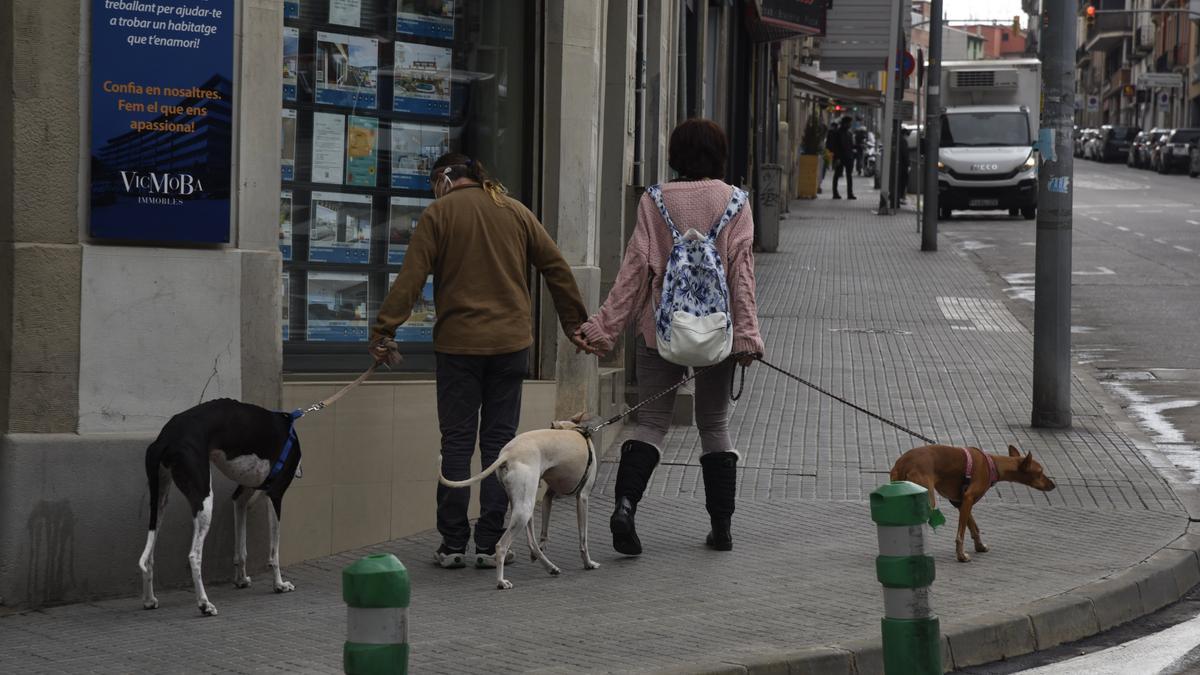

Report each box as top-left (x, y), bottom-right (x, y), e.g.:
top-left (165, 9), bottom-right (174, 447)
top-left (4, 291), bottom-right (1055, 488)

top-left (369, 339), bottom-right (404, 368)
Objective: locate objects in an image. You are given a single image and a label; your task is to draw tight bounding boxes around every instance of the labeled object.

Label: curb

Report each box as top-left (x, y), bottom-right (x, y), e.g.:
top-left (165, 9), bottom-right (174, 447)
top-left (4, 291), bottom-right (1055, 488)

top-left (648, 534), bottom-right (1200, 674)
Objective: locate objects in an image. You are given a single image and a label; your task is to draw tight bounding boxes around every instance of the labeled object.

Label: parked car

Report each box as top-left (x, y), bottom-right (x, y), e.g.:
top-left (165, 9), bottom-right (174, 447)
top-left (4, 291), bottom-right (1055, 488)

top-left (1149, 129), bottom-right (1174, 172)
top-left (1156, 128), bottom-right (1200, 174)
top-left (1135, 128), bottom-right (1168, 169)
top-left (1128, 130), bottom-right (1149, 167)
top-left (1189, 141), bottom-right (1200, 177)
top-left (1097, 125), bottom-right (1138, 162)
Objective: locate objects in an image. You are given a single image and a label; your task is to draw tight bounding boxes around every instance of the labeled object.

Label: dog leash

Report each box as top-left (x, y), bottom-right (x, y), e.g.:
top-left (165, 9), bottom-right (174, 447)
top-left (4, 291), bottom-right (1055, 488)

top-left (296, 362), bottom-right (381, 415)
top-left (260, 362), bottom-right (381, 490)
top-left (581, 363), bottom-right (720, 437)
top-left (754, 357), bottom-right (938, 445)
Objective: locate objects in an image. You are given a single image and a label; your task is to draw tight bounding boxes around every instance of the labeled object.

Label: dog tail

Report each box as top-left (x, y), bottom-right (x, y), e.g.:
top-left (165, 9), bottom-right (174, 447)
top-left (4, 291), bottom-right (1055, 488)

top-left (145, 438), bottom-right (168, 531)
top-left (438, 447), bottom-right (512, 489)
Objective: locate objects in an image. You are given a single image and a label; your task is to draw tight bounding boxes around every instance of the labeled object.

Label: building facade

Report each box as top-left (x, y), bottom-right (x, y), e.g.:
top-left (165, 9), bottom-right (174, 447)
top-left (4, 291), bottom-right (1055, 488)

top-left (0, 0), bottom-right (798, 610)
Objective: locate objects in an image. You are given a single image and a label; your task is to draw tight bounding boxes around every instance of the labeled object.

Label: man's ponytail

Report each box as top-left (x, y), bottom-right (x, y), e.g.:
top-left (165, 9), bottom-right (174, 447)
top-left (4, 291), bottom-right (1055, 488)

top-left (430, 153), bottom-right (509, 208)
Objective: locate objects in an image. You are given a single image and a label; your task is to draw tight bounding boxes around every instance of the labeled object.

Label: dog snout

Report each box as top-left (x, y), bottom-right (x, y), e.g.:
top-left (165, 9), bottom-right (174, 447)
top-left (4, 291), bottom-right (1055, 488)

top-left (1041, 476), bottom-right (1056, 491)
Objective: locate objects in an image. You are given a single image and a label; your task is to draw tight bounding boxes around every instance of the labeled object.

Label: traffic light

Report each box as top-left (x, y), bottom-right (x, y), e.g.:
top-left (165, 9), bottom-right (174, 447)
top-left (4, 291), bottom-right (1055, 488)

top-left (1124, 84), bottom-right (1135, 98)
top-left (1086, 5), bottom-right (1096, 26)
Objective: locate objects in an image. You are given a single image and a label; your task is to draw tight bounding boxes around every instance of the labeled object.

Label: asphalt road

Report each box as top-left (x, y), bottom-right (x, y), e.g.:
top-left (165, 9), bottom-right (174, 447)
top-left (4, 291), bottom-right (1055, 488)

top-left (937, 157), bottom-right (1200, 674)
top-left (938, 158), bottom-right (1200, 482)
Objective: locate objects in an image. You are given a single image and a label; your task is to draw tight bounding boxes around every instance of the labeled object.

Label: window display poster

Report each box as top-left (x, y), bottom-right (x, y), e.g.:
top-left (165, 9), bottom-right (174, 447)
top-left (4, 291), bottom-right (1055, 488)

top-left (345, 115), bottom-right (379, 187)
top-left (393, 42), bottom-right (451, 116)
top-left (388, 196), bottom-right (431, 264)
top-left (89, 0), bottom-right (235, 243)
top-left (329, 0), bottom-right (362, 27)
top-left (307, 272), bottom-right (369, 342)
top-left (391, 122), bottom-right (448, 190)
top-left (283, 27), bottom-right (299, 101)
top-left (396, 0), bottom-right (454, 41)
top-left (281, 109), bottom-right (298, 181)
top-left (280, 190), bottom-right (294, 261)
top-left (389, 272), bottom-right (436, 342)
top-left (309, 191), bottom-right (372, 263)
top-left (316, 32), bottom-right (378, 109)
top-left (285, 0), bottom-right (300, 19)
top-left (311, 111), bottom-right (346, 184)
top-left (282, 273), bottom-right (291, 341)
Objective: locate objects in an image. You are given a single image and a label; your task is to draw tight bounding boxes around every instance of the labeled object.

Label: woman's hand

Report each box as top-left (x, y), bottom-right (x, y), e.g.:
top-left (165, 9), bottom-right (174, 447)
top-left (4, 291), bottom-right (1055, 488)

top-left (734, 351), bottom-right (761, 368)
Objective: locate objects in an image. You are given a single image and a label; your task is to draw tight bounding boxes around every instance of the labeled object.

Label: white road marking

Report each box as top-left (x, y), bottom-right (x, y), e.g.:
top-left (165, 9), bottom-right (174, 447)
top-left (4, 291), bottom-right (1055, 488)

top-left (1187, 220), bottom-right (1200, 225)
top-left (1135, 232), bottom-right (1147, 237)
top-left (936, 297), bottom-right (1025, 332)
top-left (1016, 614), bottom-right (1200, 674)
top-left (1073, 266), bottom-right (1116, 276)
top-left (1139, 210), bottom-right (1164, 213)
top-left (1154, 238), bottom-right (1169, 245)
top-left (1174, 245), bottom-right (1193, 252)
top-left (1117, 226), bottom-right (1130, 232)
top-left (1105, 382), bottom-right (1200, 446)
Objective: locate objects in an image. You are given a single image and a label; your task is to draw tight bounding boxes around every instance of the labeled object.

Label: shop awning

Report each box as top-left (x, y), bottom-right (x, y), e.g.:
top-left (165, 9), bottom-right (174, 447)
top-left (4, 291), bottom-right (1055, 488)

top-left (790, 68), bottom-right (883, 107)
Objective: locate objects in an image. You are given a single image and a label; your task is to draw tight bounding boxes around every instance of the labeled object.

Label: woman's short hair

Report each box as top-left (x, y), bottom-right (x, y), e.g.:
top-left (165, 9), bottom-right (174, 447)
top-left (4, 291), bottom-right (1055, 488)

top-left (668, 119), bottom-right (728, 180)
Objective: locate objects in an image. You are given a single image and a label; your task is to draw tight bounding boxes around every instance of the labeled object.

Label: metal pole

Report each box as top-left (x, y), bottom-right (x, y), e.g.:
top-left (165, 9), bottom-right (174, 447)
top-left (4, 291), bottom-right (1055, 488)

top-left (921, 0), bottom-right (943, 251)
top-left (878, 0), bottom-right (902, 215)
top-left (1031, 0), bottom-right (1074, 429)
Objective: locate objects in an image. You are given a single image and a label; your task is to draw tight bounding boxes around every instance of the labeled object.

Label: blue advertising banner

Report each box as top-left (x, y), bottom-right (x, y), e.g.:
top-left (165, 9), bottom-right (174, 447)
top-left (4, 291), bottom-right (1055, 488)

top-left (89, 0), bottom-right (235, 243)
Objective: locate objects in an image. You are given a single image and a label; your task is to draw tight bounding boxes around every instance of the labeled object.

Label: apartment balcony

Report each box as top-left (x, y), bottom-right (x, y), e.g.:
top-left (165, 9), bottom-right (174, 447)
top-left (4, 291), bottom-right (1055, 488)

top-left (1084, 12), bottom-right (1133, 52)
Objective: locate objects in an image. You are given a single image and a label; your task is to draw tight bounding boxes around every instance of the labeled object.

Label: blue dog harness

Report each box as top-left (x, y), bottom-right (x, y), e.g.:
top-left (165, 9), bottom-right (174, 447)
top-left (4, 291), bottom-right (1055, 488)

top-left (259, 409), bottom-right (303, 491)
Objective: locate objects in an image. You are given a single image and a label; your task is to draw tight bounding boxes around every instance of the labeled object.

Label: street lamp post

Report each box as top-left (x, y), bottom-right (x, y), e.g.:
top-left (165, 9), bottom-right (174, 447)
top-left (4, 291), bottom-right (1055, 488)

top-left (920, 0), bottom-right (943, 251)
top-left (1031, 0), bottom-right (1075, 429)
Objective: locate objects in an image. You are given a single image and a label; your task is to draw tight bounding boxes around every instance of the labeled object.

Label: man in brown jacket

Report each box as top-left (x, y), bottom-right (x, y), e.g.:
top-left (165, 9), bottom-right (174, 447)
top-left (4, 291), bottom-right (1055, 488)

top-left (370, 153), bottom-right (589, 569)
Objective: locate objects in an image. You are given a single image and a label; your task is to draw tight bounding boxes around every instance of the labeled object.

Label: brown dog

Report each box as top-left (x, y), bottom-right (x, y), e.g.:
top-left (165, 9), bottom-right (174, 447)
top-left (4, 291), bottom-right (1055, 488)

top-left (890, 444), bottom-right (1057, 562)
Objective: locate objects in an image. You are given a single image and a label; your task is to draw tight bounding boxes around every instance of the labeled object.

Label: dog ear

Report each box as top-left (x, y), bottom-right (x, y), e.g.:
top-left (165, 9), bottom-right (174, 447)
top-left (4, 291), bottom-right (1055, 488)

top-left (1020, 452), bottom-right (1033, 471)
top-left (570, 410), bottom-right (587, 424)
top-left (1008, 445), bottom-right (1022, 457)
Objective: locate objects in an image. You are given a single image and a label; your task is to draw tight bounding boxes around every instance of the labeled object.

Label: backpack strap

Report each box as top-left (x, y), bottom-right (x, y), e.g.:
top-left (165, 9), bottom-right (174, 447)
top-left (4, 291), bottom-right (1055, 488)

top-left (646, 184), bottom-right (683, 244)
top-left (706, 186), bottom-right (748, 243)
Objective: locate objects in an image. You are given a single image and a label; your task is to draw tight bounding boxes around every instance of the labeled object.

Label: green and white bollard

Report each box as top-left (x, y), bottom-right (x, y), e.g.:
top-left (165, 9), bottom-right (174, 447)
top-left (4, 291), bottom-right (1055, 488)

top-left (870, 481), bottom-right (941, 675)
top-left (343, 553), bottom-right (410, 675)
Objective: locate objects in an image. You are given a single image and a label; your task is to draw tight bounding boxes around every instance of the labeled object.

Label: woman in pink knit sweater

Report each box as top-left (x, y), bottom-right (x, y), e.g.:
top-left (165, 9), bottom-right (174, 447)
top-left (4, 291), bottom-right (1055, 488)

top-left (575, 119), bottom-right (765, 555)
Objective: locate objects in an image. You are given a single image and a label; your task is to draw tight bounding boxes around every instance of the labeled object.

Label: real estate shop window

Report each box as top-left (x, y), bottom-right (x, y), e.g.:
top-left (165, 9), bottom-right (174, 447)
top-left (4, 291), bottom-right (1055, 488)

top-left (281, 0), bottom-right (534, 373)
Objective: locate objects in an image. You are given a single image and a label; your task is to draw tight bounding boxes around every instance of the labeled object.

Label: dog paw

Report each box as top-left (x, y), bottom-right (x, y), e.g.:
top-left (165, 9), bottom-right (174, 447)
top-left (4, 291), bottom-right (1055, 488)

top-left (974, 542), bottom-right (989, 553)
top-left (548, 566), bottom-right (561, 576)
top-left (198, 601), bottom-right (219, 616)
top-left (530, 552), bottom-right (538, 562)
top-left (274, 581), bottom-right (295, 593)
top-left (143, 597), bottom-right (159, 610)
top-left (584, 561), bottom-right (600, 570)
top-left (234, 576), bottom-right (251, 589)
top-left (497, 579), bottom-right (513, 590)
top-left (956, 552), bottom-right (972, 563)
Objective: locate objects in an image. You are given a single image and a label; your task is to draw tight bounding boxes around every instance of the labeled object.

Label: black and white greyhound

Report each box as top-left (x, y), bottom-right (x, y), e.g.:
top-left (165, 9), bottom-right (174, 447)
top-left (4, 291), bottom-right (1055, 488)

top-left (138, 398), bottom-right (303, 615)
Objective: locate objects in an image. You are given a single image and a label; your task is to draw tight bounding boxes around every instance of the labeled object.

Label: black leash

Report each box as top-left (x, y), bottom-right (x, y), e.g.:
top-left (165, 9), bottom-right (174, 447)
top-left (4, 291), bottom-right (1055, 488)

top-left (581, 362), bottom-right (721, 437)
top-left (754, 357), bottom-right (938, 445)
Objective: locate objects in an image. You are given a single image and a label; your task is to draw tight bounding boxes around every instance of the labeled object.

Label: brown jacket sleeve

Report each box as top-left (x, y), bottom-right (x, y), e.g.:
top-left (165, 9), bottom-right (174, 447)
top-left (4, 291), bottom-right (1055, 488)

top-left (370, 209), bottom-right (437, 344)
top-left (522, 206), bottom-right (588, 336)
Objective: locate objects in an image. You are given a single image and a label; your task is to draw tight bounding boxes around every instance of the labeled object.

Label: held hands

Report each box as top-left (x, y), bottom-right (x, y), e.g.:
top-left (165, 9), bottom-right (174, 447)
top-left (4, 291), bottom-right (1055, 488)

top-left (368, 339), bottom-right (404, 368)
top-left (571, 327), bottom-right (605, 356)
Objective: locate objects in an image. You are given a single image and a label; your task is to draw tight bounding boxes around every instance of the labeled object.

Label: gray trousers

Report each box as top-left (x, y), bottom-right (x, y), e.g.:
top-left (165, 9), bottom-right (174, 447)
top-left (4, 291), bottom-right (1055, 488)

top-left (629, 341), bottom-right (735, 455)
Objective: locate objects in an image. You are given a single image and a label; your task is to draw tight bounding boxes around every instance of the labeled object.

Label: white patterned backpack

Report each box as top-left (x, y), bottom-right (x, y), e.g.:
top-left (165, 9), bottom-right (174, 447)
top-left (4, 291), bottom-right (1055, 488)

top-left (648, 183), bottom-right (747, 367)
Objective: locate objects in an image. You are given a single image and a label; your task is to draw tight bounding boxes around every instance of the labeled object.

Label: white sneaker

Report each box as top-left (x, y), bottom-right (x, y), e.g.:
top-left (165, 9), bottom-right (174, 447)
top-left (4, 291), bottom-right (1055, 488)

top-left (473, 549), bottom-right (515, 568)
top-left (433, 545), bottom-right (466, 569)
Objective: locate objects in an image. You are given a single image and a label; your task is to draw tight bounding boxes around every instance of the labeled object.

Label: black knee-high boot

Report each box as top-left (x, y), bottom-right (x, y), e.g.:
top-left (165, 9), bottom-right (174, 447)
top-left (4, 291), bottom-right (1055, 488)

top-left (700, 451), bottom-right (738, 551)
top-left (610, 439), bottom-right (660, 555)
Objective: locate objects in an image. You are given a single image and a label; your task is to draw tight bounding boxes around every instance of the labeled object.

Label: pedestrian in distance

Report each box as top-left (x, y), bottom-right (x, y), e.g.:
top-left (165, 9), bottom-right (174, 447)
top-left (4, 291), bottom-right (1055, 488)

top-left (853, 118), bottom-right (868, 176)
top-left (572, 119), bottom-right (766, 556)
top-left (369, 152), bottom-right (591, 570)
top-left (830, 115), bottom-right (857, 200)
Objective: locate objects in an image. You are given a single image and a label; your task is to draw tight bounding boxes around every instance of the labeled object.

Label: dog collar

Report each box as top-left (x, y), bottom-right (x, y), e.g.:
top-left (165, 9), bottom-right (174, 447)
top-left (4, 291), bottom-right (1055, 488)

top-left (962, 447), bottom-right (998, 490)
top-left (564, 441), bottom-right (595, 498)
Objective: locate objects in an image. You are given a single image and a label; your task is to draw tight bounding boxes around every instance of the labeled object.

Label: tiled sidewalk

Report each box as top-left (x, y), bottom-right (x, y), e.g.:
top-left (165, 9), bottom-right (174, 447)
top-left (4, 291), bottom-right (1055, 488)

top-left (1, 185), bottom-right (1188, 674)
